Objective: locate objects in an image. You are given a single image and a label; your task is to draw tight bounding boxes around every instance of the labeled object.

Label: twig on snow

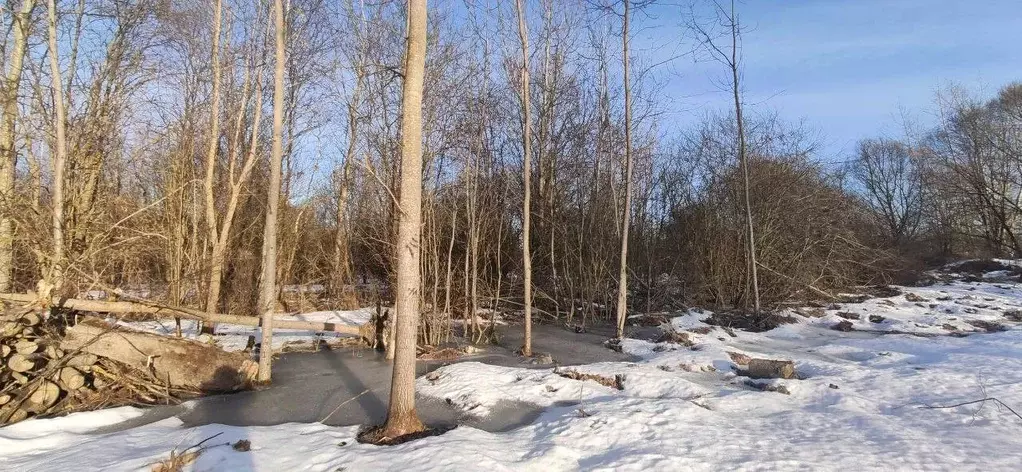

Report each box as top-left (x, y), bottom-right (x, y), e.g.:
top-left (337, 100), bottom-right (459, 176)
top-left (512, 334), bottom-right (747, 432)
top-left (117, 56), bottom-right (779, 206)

top-left (919, 397), bottom-right (1022, 422)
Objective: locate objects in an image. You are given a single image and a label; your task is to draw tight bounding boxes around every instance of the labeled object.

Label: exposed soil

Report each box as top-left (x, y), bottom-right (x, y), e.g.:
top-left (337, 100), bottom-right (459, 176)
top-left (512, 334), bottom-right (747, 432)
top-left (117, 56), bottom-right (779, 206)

top-left (701, 311), bottom-right (798, 333)
top-left (356, 424), bottom-right (456, 446)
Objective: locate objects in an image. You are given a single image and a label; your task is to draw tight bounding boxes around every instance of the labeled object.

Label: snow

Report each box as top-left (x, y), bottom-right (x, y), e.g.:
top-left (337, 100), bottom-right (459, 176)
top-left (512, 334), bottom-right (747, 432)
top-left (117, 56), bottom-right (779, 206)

top-left (4, 276), bottom-right (1022, 470)
top-left (114, 308), bottom-right (373, 352)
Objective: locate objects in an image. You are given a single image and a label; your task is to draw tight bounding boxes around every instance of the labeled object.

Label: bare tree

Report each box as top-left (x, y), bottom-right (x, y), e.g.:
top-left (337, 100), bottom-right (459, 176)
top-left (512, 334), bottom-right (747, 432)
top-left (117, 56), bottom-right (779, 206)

top-left (614, 0), bottom-right (634, 338)
top-left (851, 138), bottom-right (923, 248)
top-left (380, 0), bottom-right (428, 439)
top-left (514, 0), bottom-right (534, 357)
top-left (692, 0), bottom-right (760, 311)
top-left (258, 0), bottom-right (287, 382)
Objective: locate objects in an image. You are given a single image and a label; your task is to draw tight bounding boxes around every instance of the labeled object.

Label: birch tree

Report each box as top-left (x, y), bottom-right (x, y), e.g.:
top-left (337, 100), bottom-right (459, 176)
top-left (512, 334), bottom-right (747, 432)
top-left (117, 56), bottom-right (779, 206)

top-left (45, 0), bottom-right (67, 293)
top-left (692, 0), bottom-right (760, 311)
top-left (258, 0), bottom-right (287, 382)
top-left (614, 0), bottom-right (634, 338)
top-left (202, 0), bottom-right (225, 326)
top-left (514, 0), bottom-right (534, 357)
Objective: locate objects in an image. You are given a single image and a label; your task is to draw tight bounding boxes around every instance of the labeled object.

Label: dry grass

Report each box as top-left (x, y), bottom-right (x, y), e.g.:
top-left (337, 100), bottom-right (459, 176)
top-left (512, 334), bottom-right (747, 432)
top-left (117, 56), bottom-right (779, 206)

top-left (149, 450), bottom-right (201, 472)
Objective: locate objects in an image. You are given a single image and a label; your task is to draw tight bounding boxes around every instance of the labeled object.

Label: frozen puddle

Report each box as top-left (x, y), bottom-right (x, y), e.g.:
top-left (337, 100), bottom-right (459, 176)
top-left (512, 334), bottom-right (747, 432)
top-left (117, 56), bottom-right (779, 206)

top-left (89, 322), bottom-right (634, 435)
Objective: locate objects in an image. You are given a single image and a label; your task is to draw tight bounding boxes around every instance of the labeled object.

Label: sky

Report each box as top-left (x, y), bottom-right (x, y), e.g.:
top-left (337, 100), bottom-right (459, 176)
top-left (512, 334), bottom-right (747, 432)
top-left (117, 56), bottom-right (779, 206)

top-left (643, 0), bottom-right (1022, 163)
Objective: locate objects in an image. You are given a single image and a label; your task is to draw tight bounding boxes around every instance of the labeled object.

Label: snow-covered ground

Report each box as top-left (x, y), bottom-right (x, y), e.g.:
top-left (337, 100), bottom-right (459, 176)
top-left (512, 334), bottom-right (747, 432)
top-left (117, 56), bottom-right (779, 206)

top-left (112, 308), bottom-right (374, 352)
top-left (3, 275), bottom-right (1022, 470)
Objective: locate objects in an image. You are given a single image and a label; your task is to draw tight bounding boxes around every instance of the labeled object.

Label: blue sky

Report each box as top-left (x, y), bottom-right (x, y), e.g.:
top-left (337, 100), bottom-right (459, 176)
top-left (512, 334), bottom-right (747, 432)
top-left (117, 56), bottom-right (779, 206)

top-left (643, 0), bottom-right (1022, 162)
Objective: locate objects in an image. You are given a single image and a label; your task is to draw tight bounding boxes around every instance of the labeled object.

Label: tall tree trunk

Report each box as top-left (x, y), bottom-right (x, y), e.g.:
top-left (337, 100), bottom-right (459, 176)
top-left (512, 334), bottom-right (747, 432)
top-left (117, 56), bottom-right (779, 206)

top-left (46, 0), bottom-right (68, 294)
top-left (515, 0), bottom-right (534, 357)
top-left (727, 0), bottom-right (759, 312)
top-left (381, 0), bottom-right (428, 439)
top-left (258, 0), bottom-right (287, 382)
top-left (202, 0), bottom-right (225, 330)
top-left (615, 0), bottom-right (634, 339)
top-left (0, 0), bottom-right (35, 293)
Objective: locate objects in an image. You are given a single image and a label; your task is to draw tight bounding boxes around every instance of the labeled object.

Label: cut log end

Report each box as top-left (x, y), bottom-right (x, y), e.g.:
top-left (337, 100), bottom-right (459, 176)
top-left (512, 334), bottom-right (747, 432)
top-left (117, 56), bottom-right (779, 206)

top-left (745, 358), bottom-right (796, 380)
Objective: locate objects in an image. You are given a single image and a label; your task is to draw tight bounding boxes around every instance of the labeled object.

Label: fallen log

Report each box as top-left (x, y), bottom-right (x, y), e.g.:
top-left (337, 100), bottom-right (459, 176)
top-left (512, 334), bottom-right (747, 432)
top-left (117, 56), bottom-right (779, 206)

top-left (0, 293), bottom-right (366, 336)
top-left (61, 319), bottom-right (258, 392)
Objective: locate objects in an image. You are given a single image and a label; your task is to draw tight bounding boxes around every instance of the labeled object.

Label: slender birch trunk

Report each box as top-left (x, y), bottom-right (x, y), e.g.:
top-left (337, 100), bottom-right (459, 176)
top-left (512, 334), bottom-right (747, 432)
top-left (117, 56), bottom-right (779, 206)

top-left (0, 0), bottom-right (36, 292)
top-left (380, 0), bottom-right (428, 439)
top-left (258, 0), bottom-right (287, 382)
top-left (726, 0), bottom-right (759, 312)
top-left (46, 0), bottom-right (67, 293)
top-left (203, 0), bottom-right (225, 326)
top-left (615, 0), bottom-right (634, 339)
top-left (514, 0), bottom-right (534, 357)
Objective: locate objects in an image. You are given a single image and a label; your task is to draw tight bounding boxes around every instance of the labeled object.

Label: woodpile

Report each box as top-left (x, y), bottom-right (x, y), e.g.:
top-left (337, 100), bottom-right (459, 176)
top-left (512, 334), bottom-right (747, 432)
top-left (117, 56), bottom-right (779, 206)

top-left (0, 302), bottom-right (255, 426)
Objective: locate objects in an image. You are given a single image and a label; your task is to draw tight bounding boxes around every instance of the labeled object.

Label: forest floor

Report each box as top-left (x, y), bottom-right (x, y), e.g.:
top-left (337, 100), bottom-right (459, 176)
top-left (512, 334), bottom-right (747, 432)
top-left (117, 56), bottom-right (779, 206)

top-left (2, 263), bottom-right (1022, 470)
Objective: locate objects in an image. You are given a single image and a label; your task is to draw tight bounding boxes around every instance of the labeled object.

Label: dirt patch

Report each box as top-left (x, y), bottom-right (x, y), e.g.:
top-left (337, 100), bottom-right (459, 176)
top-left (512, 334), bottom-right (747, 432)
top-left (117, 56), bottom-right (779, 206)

top-left (835, 312), bottom-right (860, 320)
top-left (832, 320), bottom-right (854, 331)
top-left (869, 315), bottom-right (885, 323)
top-left (904, 293), bottom-right (929, 302)
top-left (795, 307), bottom-right (826, 318)
top-left (554, 368), bottom-right (625, 390)
top-left (952, 259), bottom-right (1022, 276)
top-left (727, 351), bottom-right (752, 365)
top-left (867, 285), bottom-right (904, 298)
top-left (1003, 310), bottom-right (1022, 322)
top-left (631, 313), bottom-right (670, 327)
top-left (966, 319), bottom-right (1007, 332)
top-left (743, 379), bottom-right (790, 395)
top-left (654, 330), bottom-right (693, 347)
top-left (417, 347), bottom-right (463, 361)
top-left (701, 311), bottom-right (797, 333)
top-left (356, 424), bottom-right (456, 446)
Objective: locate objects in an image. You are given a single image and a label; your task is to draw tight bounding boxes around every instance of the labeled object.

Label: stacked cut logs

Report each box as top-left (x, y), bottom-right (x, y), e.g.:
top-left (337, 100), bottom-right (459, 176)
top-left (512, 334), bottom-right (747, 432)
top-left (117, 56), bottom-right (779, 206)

top-left (0, 305), bottom-right (102, 424)
top-left (1, 302), bottom-right (257, 426)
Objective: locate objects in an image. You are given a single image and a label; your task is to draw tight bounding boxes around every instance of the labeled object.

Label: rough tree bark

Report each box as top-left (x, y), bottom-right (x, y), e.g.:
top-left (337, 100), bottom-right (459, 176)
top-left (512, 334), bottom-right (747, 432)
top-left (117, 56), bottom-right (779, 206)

top-left (515, 0), bottom-right (534, 357)
top-left (615, 0), bottom-right (634, 338)
top-left (380, 0), bottom-right (428, 439)
top-left (258, 0), bottom-right (287, 382)
top-left (0, 0), bottom-right (36, 292)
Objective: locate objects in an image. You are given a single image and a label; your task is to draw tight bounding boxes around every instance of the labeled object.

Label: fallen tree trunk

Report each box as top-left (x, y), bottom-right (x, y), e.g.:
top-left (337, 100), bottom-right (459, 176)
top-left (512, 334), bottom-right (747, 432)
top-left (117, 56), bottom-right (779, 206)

top-left (61, 319), bottom-right (257, 392)
top-left (0, 293), bottom-right (366, 336)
